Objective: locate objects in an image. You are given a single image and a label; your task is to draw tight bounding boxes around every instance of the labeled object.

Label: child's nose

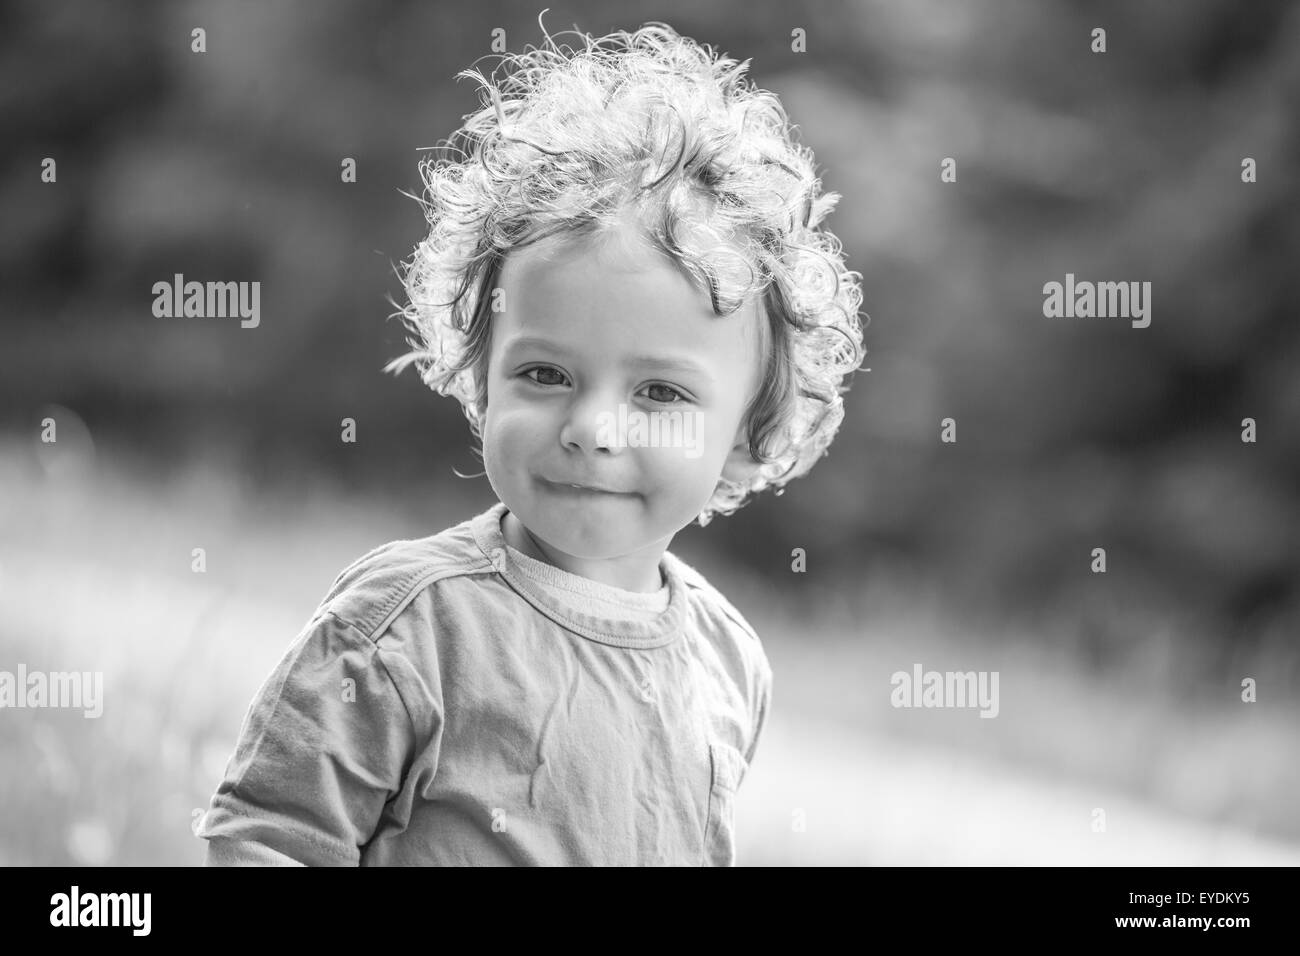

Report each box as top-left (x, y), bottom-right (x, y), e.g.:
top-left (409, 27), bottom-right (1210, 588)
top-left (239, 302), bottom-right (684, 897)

top-left (559, 389), bottom-right (624, 454)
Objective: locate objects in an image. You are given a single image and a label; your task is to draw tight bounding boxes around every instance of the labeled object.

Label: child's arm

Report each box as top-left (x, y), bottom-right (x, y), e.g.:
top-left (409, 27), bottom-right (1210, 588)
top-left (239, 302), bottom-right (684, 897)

top-left (196, 609), bottom-right (435, 866)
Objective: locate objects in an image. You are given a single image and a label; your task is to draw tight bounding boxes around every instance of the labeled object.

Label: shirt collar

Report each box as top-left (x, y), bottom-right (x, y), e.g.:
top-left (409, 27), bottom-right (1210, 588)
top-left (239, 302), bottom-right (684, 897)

top-left (471, 501), bottom-right (686, 649)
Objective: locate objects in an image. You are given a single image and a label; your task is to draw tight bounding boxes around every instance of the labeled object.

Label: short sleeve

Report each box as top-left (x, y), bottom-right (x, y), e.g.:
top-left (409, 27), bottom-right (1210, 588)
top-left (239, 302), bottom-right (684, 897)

top-left (742, 656), bottom-right (772, 785)
top-left (195, 611), bottom-right (419, 866)
top-left (203, 836), bottom-right (306, 867)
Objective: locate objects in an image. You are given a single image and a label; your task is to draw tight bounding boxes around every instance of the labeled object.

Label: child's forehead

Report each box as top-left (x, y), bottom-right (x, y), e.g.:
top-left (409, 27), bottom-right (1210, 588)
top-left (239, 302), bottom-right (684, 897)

top-left (493, 213), bottom-right (767, 358)
top-left (503, 219), bottom-right (651, 277)
top-left (500, 243), bottom-right (753, 328)
top-left (501, 215), bottom-right (752, 298)
top-left (492, 249), bottom-right (767, 379)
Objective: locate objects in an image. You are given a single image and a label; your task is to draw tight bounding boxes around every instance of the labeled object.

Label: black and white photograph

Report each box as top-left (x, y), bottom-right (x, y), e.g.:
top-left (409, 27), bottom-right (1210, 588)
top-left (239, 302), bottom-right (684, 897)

top-left (1, 0), bottom-right (1296, 922)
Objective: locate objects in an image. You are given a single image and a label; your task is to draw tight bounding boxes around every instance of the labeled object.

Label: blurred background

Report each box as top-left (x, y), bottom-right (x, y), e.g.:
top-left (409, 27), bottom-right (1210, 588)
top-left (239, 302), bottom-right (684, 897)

top-left (1, 0), bottom-right (1298, 866)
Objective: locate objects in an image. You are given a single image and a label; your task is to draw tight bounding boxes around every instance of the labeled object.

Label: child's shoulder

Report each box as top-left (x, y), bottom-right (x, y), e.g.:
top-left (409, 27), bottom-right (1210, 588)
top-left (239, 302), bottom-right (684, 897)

top-left (663, 550), bottom-right (763, 648)
top-left (312, 511), bottom-right (493, 643)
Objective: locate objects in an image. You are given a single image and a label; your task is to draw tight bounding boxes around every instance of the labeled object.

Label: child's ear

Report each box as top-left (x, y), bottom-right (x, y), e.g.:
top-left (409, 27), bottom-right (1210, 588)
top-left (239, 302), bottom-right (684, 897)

top-left (719, 420), bottom-right (761, 487)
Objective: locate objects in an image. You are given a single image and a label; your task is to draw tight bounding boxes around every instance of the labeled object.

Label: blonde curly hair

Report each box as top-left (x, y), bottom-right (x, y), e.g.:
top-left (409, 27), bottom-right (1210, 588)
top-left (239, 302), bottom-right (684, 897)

top-left (385, 16), bottom-right (867, 526)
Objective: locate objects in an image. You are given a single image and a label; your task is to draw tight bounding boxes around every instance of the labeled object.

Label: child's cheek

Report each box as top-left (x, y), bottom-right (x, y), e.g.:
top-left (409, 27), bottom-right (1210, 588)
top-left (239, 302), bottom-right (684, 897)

top-left (489, 391), bottom-right (541, 432)
top-left (640, 444), bottom-right (714, 491)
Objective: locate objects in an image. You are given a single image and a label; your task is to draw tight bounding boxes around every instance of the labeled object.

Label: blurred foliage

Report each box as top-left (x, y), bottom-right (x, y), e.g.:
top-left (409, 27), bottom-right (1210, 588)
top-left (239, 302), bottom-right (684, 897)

top-left (2, 0), bottom-right (1298, 681)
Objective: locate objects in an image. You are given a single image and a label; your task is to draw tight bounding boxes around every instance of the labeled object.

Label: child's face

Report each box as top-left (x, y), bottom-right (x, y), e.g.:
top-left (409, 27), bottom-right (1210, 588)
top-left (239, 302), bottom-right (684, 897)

top-left (481, 223), bottom-right (764, 563)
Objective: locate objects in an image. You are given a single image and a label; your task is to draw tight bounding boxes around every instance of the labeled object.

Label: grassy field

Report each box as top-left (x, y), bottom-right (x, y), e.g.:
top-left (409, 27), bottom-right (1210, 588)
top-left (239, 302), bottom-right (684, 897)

top-left (2, 437), bottom-right (1296, 865)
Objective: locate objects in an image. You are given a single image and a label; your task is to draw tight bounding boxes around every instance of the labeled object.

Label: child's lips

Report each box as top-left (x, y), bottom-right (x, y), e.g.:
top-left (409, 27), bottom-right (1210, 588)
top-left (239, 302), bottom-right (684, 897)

top-left (539, 477), bottom-right (632, 496)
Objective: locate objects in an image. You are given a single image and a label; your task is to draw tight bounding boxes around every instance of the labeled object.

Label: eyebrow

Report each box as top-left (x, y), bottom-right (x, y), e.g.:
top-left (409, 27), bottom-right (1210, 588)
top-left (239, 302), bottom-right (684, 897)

top-left (502, 336), bottom-right (712, 379)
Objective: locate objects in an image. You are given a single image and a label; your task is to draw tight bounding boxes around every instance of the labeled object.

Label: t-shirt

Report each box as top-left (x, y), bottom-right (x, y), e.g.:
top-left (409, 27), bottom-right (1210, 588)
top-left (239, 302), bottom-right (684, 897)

top-left (195, 500), bottom-right (773, 866)
top-left (503, 537), bottom-right (671, 621)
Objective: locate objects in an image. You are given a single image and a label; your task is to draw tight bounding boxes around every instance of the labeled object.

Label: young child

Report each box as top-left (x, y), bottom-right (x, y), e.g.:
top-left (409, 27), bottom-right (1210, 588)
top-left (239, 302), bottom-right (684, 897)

top-left (196, 20), bottom-right (864, 866)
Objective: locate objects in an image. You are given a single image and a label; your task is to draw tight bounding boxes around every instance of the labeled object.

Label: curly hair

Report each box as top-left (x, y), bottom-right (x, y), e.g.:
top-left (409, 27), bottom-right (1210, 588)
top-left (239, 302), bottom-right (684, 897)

top-left (385, 16), bottom-right (867, 526)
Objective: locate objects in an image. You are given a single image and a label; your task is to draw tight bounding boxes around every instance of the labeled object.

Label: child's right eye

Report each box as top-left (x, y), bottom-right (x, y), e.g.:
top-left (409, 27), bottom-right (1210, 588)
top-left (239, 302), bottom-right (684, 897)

top-left (521, 366), bottom-right (568, 387)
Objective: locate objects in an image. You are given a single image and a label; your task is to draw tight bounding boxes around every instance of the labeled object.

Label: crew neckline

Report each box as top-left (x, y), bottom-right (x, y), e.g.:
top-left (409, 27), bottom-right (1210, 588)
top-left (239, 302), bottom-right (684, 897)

top-left (471, 501), bottom-right (686, 649)
top-left (504, 543), bottom-right (670, 616)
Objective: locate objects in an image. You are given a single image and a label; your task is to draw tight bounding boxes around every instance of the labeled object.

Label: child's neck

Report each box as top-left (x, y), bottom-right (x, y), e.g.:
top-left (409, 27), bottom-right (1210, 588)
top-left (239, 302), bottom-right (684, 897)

top-left (502, 511), bottom-right (667, 594)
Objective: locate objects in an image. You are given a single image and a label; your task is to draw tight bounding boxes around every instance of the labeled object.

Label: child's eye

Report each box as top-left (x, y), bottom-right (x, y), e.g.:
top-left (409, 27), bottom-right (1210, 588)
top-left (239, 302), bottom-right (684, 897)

top-left (521, 365), bottom-right (568, 387)
top-left (643, 383), bottom-right (688, 405)
top-left (519, 367), bottom-right (688, 404)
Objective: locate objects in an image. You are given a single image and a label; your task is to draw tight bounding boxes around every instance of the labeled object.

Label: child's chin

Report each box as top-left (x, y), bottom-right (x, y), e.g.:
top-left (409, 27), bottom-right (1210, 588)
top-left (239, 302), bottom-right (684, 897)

top-left (524, 516), bottom-right (641, 559)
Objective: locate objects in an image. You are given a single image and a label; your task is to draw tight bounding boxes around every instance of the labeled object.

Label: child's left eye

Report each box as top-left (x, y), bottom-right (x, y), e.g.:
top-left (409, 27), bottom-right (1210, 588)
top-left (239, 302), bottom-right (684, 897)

top-left (644, 383), bottom-right (687, 404)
